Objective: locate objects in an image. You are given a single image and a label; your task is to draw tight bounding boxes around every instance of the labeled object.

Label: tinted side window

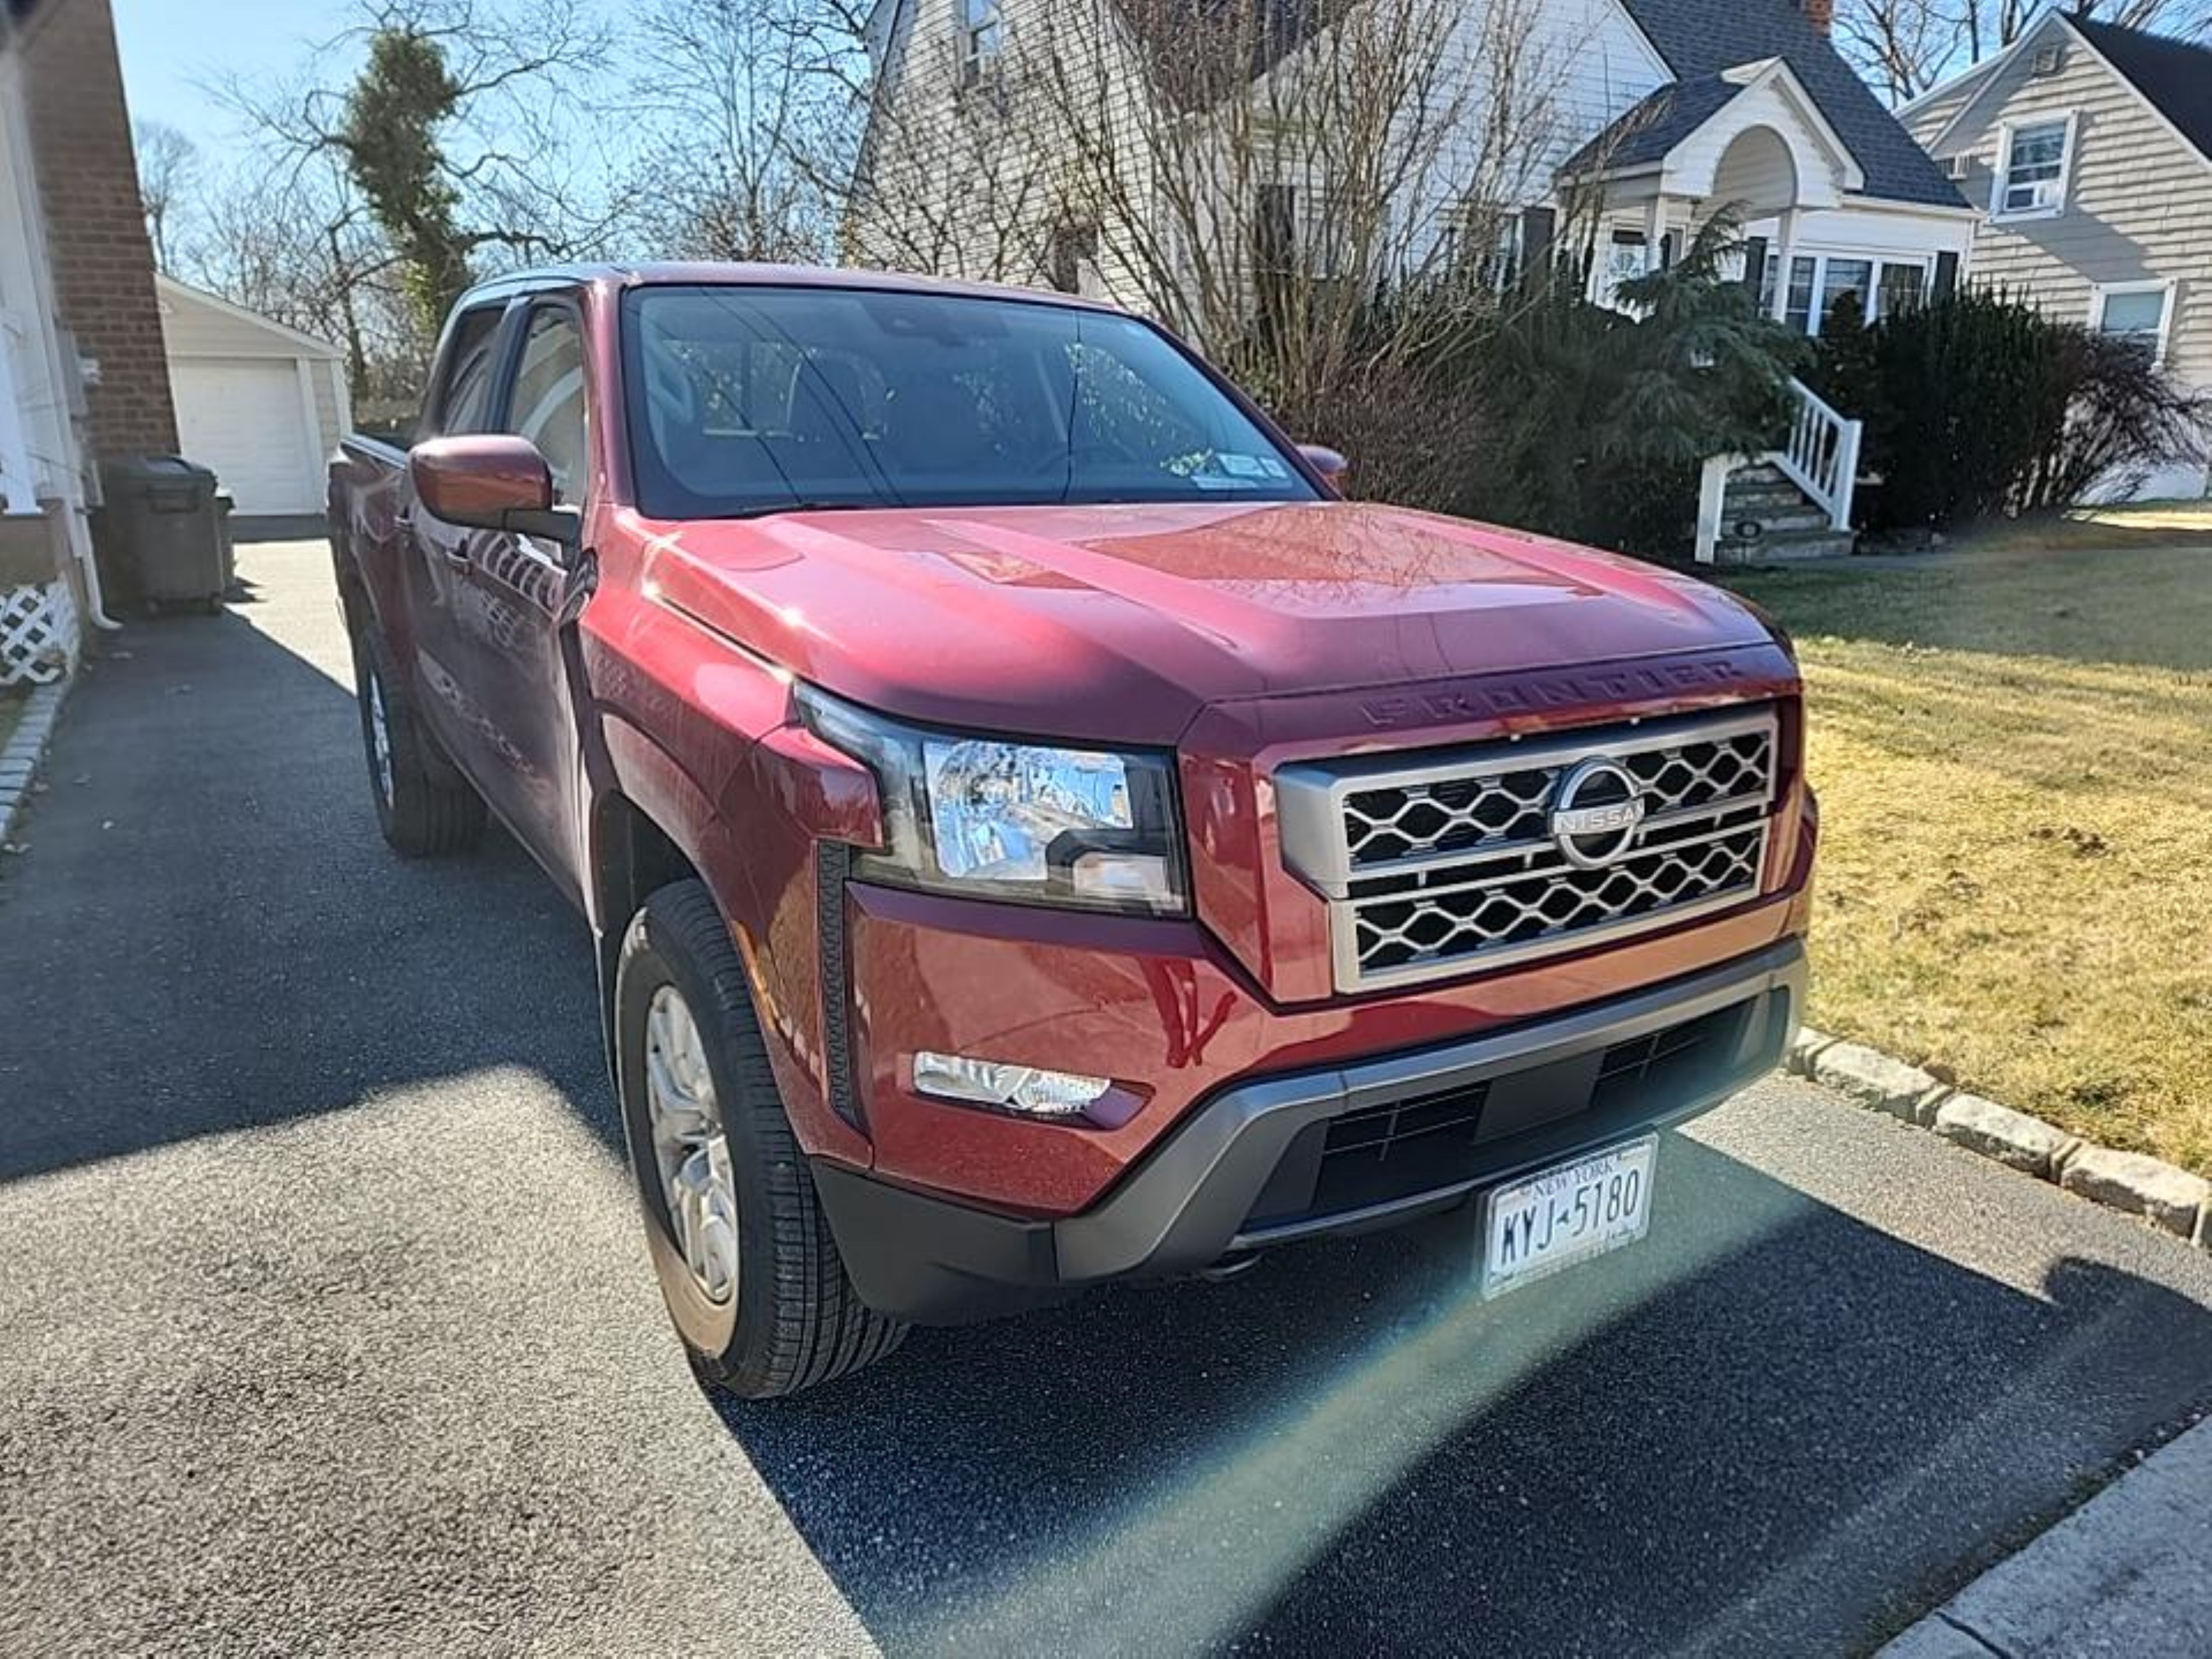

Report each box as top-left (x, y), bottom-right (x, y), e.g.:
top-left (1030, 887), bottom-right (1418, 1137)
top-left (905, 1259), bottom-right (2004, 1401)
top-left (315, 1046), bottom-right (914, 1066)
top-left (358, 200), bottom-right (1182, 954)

top-left (434, 305), bottom-right (506, 435)
top-left (506, 306), bottom-right (588, 504)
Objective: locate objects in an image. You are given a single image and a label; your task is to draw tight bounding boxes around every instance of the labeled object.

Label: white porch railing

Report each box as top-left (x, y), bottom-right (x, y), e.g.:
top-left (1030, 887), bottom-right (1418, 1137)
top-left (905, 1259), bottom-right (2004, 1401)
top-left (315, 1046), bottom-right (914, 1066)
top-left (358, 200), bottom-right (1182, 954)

top-left (1773, 377), bottom-right (1862, 531)
top-left (1695, 378), bottom-right (1864, 563)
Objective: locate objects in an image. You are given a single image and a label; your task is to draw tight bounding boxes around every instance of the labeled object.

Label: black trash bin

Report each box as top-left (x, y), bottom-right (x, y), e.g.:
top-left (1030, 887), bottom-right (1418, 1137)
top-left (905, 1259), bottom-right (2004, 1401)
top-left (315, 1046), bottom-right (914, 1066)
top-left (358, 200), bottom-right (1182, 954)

top-left (92, 456), bottom-right (229, 614)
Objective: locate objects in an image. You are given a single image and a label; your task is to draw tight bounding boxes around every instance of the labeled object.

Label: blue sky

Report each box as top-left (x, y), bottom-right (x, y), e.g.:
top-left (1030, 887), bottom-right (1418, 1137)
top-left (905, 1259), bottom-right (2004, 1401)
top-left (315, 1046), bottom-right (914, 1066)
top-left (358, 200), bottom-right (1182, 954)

top-left (111, 1), bottom-right (361, 154)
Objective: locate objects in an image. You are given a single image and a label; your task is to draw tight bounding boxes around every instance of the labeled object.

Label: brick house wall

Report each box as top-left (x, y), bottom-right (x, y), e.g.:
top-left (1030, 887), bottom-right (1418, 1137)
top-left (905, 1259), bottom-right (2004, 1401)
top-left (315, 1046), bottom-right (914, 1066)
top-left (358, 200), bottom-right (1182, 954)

top-left (16, 0), bottom-right (176, 460)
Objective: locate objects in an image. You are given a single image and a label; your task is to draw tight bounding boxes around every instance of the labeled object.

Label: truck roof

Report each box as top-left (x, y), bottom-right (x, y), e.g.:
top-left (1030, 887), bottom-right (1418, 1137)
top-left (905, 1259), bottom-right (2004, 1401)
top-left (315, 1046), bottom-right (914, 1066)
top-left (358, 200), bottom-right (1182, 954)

top-left (455, 262), bottom-right (1127, 315)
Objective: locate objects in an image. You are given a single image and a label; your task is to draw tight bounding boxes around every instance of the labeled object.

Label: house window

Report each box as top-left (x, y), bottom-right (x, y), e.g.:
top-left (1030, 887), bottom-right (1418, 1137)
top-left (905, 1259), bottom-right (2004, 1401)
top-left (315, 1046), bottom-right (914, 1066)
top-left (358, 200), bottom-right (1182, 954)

top-left (1822, 259), bottom-right (1873, 328)
top-left (1595, 229), bottom-right (1650, 311)
top-left (1878, 262), bottom-right (1927, 319)
top-left (1994, 116), bottom-right (2074, 218)
top-left (1482, 215), bottom-right (1524, 293)
top-left (1775, 255), bottom-right (1930, 334)
top-left (1047, 220), bottom-right (1099, 296)
top-left (1255, 184), bottom-right (1298, 278)
top-left (1254, 185), bottom-right (1358, 283)
top-left (1255, 183), bottom-right (1298, 338)
top-left (959, 0), bottom-right (1003, 85)
top-left (2092, 282), bottom-right (2176, 365)
top-left (1784, 256), bottom-right (1817, 334)
top-left (1442, 209), bottom-right (1527, 293)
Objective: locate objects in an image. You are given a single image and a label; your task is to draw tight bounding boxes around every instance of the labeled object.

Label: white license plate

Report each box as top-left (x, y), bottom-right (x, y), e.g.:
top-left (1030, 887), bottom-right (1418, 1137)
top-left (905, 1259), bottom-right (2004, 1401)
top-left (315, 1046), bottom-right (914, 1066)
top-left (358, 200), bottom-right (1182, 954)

top-left (1480, 1137), bottom-right (1657, 1298)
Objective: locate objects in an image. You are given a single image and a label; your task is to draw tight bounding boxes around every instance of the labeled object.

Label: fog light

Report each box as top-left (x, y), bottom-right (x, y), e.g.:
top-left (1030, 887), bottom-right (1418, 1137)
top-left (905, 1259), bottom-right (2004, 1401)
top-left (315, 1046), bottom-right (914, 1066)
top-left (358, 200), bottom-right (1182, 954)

top-left (912, 1052), bottom-right (1112, 1119)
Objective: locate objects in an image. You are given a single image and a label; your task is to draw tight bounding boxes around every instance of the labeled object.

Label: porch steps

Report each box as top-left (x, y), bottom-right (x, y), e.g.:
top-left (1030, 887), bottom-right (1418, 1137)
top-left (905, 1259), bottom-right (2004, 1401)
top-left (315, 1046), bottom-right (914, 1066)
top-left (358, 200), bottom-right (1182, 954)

top-left (1711, 462), bottom-right (1854, 564)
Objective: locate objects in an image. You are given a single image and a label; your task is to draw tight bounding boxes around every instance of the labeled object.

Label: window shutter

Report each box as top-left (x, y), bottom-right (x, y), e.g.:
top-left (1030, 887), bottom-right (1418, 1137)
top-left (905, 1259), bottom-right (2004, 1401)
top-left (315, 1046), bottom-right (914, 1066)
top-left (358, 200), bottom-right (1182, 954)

top-left (1518, 206), bottom-right (1556, 291)
top-left (1743, 236), bottom-right (1769, 297)
top-left (1933, 251), bottom-right (1960, 298)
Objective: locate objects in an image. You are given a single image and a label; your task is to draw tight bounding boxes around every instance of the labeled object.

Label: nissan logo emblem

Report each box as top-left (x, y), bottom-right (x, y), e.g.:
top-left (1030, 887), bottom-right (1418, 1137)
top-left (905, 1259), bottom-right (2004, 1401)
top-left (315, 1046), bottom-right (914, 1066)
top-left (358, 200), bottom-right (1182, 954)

top-left (1550, 758), bottom-right (1647, 869)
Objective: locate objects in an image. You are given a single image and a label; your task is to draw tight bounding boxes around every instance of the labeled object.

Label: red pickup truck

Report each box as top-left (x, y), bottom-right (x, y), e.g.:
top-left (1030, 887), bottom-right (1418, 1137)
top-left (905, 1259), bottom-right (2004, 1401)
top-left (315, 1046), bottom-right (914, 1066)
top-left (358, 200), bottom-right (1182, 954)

top-left (329, 264), bottom-right (1815, 1398)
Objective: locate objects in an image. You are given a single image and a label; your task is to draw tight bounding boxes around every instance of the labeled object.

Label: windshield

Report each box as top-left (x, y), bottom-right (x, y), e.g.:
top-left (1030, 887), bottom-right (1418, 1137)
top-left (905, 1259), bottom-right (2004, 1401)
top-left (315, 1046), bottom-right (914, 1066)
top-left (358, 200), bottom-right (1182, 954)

top-left (620, 285), bottom-right (1319, 518)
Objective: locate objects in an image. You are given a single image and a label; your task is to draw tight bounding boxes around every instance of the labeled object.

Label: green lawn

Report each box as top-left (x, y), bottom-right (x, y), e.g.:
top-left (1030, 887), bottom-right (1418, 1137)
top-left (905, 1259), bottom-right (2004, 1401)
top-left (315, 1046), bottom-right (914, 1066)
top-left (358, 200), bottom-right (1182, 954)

top-left (1722, 541), bottom-right (2212, 1176)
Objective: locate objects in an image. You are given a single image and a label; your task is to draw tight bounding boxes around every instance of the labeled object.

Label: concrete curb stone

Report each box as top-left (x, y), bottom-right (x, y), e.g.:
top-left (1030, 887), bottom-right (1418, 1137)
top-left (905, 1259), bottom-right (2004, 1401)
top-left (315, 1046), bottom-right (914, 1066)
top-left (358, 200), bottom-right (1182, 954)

top-left (0, 678), bottom-right (70, 849)
top-left (1809, 1040), bottom-right (1952, 1126)
top-left (1791, 1022), bottom-right (2208, 1250)
top-left (1878, 1616), bottom-right (1998, 1657)
top-left (1788, 1025), bottom-right (1838, 1077)
top-left (1933, 1094), bottom-right (2081, 1182)
top-left (2059, 1146), bottom-right (2210, 1241)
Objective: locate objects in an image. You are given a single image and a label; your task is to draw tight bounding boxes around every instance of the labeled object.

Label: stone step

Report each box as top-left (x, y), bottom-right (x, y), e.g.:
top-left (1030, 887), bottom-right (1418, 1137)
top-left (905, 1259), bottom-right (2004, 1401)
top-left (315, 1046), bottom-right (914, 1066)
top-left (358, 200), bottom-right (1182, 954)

top-left (1714, 526), bottom-right (1855, 564)
top-left (1721, 504), bottom-right (1834, 536)
top-left (1725, 482), bottom-right (1817, 507)
top-left (1728, 464), bottom-right (1793, 489)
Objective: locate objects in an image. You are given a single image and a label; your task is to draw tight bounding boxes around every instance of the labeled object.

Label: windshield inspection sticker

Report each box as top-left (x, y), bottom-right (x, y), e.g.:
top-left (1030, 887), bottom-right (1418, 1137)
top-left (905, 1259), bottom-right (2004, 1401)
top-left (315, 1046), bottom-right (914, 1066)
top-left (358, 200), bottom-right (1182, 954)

top-left (1190, 453), bottom-right (1271, 489)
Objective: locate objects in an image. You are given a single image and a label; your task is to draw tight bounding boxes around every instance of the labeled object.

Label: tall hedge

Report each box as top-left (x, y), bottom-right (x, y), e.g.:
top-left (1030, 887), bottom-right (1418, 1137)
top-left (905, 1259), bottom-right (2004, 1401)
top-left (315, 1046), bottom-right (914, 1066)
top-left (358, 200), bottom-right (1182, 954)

top-left (1813, 289), bottom-right (2209, 531)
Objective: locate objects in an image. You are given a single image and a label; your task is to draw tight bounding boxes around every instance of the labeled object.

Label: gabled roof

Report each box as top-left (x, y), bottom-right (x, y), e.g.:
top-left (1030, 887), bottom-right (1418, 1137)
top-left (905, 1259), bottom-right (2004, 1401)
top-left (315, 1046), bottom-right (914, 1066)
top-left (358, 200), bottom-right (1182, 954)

top-left (1616, 0), bottom-right (1967, 206)
top-left (155, 276), bottom-right (343, 360)
top-left (1565, 73), bottom-right (1745, 175)
top-left (2065, 13), bottom-right (2212, 165)
top-left (1562, 56), bottom-right (1865, 203)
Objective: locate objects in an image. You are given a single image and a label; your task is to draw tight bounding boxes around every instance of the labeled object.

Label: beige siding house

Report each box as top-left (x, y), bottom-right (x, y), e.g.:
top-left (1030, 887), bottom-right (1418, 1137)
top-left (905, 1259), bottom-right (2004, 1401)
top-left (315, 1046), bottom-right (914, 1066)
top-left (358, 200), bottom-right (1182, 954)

top-left (1903, 12), bottom-right (2212, 501)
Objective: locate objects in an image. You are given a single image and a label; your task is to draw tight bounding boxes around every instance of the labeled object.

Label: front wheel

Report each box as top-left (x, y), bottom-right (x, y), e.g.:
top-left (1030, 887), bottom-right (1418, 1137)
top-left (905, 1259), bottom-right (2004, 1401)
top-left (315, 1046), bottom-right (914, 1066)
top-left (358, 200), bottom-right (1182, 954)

top-left (615, 881), bottom-right (906, 1399)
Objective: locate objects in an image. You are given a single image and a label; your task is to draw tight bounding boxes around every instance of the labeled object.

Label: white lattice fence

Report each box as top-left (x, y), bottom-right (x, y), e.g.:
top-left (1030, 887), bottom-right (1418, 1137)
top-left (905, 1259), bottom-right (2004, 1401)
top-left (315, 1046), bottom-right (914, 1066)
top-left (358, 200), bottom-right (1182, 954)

top-left (0, 581), bottom-right (77, 686)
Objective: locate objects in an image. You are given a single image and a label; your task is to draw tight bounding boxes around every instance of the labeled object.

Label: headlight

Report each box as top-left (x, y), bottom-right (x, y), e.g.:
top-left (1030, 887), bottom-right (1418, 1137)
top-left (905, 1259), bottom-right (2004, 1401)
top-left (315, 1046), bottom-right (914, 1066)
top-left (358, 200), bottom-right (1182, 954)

top-left (797, 685), bottom-right (1189, 916)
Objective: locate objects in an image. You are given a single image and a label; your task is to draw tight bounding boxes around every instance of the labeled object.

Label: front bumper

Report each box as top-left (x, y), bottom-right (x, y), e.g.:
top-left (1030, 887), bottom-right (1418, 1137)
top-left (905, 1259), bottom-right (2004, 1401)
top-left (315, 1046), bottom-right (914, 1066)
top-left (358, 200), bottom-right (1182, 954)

top-left (813, 937), bottom-right (1805, 1324)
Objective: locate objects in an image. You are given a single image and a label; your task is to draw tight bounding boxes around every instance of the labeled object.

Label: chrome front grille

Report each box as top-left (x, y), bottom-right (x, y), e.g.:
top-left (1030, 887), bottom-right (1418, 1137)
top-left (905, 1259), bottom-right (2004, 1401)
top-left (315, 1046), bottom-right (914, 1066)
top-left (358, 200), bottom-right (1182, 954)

top-left (1276, 709), bottom-right (1780, 992)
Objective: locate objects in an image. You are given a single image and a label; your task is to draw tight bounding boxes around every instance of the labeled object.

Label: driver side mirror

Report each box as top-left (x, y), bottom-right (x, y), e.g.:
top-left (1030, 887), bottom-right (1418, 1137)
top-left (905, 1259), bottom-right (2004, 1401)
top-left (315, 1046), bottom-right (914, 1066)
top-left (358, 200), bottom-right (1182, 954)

top-left (410, 434), bottom-right (581, 548)
top-left (1298, 444), bottom-right (1350, 490)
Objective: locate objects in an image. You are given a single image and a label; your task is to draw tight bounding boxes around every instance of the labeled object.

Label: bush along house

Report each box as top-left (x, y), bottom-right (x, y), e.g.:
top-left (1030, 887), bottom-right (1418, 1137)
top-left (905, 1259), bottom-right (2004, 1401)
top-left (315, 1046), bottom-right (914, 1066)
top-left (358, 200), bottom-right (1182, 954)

top-left (1903, 10), bottom-right (2212, 504)
top-left (851, 0), bottom-right (1979, 562)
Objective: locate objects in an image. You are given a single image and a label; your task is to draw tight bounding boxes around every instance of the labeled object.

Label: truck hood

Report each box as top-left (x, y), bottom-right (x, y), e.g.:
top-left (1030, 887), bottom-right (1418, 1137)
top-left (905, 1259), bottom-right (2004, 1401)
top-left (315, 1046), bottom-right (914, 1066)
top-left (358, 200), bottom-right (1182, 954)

top-left (636, 500), bottom-right (1777, 745)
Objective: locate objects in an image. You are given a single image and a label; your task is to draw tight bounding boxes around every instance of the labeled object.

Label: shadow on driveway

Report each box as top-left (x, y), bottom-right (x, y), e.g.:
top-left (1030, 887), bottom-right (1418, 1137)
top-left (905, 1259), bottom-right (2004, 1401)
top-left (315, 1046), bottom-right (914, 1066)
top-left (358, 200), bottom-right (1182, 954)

top-left (0, 603), bottom-right (618, 1185)
top-left (719, 1141), bottom-right (2212, 1657)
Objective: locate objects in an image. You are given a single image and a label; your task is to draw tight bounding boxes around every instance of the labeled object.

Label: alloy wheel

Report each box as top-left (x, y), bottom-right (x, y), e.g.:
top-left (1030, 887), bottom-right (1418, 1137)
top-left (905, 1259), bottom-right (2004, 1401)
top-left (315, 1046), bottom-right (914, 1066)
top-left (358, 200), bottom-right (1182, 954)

top-left (643, 984), bottom-right (740, 1306)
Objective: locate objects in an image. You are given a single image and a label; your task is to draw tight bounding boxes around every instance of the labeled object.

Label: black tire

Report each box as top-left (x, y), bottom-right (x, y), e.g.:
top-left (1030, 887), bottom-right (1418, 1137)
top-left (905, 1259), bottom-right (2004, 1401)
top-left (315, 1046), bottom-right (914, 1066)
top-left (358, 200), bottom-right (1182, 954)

top-left (615, 881), bottom-right (906, 1399)
top-left (350, 622), bottom-right (486, 858)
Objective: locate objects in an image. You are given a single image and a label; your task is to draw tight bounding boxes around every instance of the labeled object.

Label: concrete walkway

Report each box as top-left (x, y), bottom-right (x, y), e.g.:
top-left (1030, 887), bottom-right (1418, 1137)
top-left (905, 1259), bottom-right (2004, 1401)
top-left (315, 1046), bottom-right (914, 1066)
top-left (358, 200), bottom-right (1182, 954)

top-left (4, 544), bottom-right (2212, 1657)
top-left (1881, 1415), bottom-right (2212, 1658)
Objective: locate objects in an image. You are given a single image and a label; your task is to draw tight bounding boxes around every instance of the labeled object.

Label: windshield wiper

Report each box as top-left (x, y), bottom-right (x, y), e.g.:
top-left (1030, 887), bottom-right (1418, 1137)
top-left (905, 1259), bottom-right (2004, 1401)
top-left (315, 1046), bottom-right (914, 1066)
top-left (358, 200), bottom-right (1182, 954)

top-left (728, 499), bottom-right (890, 521)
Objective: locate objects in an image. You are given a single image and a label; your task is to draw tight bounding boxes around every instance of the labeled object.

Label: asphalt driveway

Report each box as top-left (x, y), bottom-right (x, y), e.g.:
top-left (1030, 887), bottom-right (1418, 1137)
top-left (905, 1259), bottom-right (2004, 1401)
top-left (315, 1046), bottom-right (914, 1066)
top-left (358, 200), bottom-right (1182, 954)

top-left (4, 543), bottom-right (2211, 1658)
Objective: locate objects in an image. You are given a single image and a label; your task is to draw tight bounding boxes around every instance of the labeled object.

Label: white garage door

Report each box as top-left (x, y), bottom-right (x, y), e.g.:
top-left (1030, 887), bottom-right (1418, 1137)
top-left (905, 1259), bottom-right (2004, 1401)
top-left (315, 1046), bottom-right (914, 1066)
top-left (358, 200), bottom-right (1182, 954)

top-left (171, 358), bottom-right (319, 516)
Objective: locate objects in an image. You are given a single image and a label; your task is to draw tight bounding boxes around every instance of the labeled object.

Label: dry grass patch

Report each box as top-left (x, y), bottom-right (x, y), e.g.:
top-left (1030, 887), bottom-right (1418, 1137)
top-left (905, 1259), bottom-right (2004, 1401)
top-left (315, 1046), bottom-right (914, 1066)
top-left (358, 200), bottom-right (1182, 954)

top-left (1946, 501), bottom-right (2212, 555)
top-left (1726, 544), bottom-right (2212, 1175)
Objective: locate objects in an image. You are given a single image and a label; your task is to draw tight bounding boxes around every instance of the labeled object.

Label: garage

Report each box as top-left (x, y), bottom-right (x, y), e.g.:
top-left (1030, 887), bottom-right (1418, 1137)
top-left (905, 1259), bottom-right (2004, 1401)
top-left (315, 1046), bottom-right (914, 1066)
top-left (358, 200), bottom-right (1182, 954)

top-left (157, 275), bottom-right (350, 524)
